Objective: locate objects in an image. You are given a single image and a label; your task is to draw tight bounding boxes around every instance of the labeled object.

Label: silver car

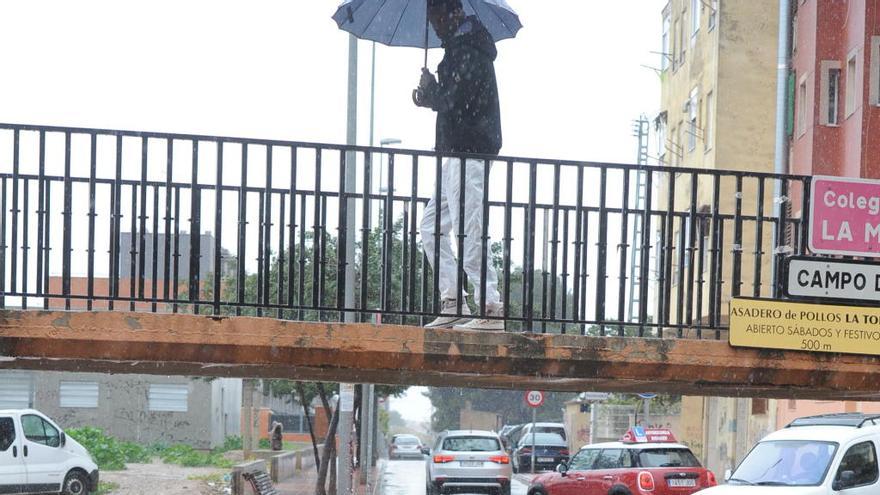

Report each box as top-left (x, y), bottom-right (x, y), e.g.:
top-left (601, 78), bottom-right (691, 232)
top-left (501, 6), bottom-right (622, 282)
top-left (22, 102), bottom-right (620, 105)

top-left (389, 434), bottom-right (424, 459)
top-left (425, 430), bottom-right (512, 495)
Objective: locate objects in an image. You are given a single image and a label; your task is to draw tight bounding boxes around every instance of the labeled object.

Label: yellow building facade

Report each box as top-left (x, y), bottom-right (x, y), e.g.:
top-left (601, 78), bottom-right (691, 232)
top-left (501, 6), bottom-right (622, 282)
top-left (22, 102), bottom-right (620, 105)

top-left (656, 0), bottom-right (780, 477)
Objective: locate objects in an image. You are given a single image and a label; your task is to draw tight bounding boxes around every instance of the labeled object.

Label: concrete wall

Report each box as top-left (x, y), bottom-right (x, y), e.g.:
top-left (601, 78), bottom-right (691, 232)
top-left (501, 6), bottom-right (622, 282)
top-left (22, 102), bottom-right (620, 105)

top-left (12, 370), bottom-right (238, 450)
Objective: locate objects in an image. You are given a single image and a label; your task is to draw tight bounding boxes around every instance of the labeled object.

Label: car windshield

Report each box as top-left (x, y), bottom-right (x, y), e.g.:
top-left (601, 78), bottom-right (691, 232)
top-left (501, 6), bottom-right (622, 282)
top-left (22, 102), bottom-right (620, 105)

top-left (520, 432), bottom-right (565, 446)
top-left (442, 436), bottom-right (501, 452)
top-left (535, 426), bottom-right (566, 439)
top-left (730, 440), bottom-right (837, 486)
top-left (638, 448), bottom-right (701, 468)
top-left (395, 437), bottom-right (419, 445)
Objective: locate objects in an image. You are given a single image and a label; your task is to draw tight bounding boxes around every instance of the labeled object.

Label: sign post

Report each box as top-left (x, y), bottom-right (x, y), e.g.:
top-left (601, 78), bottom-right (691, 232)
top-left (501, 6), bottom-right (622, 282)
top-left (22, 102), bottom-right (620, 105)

top-left (525, 391), bottom-right (544, 474)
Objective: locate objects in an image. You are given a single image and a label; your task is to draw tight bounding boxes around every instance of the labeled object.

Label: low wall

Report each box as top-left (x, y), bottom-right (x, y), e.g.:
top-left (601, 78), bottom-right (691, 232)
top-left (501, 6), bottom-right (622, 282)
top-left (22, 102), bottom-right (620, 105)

top-left (270, 451), bottom-right (298, 483)
top-left (231, 459), bottom-right (267, 495)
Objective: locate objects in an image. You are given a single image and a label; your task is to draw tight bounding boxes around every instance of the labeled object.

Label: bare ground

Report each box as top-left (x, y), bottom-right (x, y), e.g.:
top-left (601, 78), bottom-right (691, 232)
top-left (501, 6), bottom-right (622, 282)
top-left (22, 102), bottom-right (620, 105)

top-left (101, 460), bottom-right (230, 495)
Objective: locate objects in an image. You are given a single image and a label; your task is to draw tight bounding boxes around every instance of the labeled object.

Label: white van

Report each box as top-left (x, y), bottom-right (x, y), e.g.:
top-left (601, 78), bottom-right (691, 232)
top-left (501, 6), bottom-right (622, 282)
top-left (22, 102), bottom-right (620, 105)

top-left (0, 409), bottom-right (99, 495)
top-left (697, 413), bottom-right (880, 495)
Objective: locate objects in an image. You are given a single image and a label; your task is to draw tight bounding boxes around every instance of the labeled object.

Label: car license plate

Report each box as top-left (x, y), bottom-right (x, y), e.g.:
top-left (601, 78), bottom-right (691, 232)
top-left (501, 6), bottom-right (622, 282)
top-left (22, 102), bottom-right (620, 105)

top-left (460, 461), bottom-right (483, 467)
top-left (538, 457), bottom-right (554, 462)
top-left (668, 479), bottom-right (696, 487)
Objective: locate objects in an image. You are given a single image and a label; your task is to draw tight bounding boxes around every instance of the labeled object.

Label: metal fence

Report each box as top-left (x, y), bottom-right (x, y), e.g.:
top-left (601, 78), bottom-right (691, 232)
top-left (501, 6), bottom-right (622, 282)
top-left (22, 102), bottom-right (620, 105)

top-left (0, 123), bottom-right (813, 337)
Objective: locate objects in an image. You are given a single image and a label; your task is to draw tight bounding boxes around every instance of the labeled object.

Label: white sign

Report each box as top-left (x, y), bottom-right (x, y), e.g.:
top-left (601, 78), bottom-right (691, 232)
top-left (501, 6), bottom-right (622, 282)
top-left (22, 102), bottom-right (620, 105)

top-left (525, 390), bottom-right (544, 408)
top-left (786, 257), bottom-right (880, 303)
top-left (339, 383), bottom-right (355, 412)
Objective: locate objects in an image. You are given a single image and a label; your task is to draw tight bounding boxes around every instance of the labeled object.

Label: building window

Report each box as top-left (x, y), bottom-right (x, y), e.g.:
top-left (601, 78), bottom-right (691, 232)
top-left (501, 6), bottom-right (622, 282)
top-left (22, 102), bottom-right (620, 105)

top-left (870, 36), bottom-right (880, 106)
top-left (60, 381), bottom-right (99, 409)
top-left (687, 88), bottom-right (699, 152)
top-left (704, 90), bottom-right (714, 151)
top-left (797, 77), bottom-right (807, 137)
top-left (846, 51), bottom-right (859, 118)
top-left (751, 398), bottom-right (768, 415)
top-left (0, 372), bottom-right (34, 409)
top-left (791, 14), bottom-right (798, 54)
top-left (708, 0), bottom-right (717, 31)
top-left (690, 0), bottom-right (700, 40)
top-left (679, 15), bottom-right (687, 64)
top-left (662, 11), bottom-right (671, 71)
top-left (672, 19), bottom-right (680, 69)
top-left (148, 384), bottom-right (189, 412)
top-left (820, 62), bottom-right (841, 126)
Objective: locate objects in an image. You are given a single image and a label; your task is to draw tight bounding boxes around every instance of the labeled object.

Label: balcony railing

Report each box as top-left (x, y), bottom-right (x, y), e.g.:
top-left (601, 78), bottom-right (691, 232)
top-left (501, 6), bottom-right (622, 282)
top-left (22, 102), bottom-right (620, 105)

top-left (0, 123), bottom-right (813, 338)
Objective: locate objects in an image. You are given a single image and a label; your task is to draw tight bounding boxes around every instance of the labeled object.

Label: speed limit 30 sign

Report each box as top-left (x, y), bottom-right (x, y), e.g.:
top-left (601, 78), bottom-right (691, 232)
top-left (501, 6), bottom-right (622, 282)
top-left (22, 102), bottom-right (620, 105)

top-left (525, 390), bottom-right (544, 408)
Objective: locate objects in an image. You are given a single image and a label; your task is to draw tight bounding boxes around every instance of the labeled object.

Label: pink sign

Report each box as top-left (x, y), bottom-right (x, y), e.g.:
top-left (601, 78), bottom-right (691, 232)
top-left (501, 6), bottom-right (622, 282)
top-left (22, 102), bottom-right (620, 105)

top-left (810, 176), bottom-right (880, 256)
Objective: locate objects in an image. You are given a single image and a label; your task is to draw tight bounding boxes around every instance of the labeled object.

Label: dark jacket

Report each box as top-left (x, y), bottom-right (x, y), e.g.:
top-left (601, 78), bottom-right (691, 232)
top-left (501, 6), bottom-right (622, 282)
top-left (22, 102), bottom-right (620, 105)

top-left (428, 17), bottom-right (502, 155)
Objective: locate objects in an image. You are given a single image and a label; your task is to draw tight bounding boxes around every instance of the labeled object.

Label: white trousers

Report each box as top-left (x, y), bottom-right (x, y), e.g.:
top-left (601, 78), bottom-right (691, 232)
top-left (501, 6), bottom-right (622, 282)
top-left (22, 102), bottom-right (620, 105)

top-left (420, 158), bottom-right (500, 307)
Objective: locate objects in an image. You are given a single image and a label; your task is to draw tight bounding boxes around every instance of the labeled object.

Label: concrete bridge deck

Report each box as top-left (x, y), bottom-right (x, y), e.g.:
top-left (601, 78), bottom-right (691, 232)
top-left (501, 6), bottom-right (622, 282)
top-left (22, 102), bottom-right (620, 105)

top-left (2, 309), bottom-right (878, 401)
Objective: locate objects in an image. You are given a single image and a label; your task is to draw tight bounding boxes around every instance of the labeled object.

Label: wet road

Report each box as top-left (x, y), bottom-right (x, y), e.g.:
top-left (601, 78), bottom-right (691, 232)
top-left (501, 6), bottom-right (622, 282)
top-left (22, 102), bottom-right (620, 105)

top-left (381, 459), bottom-right (529, 495)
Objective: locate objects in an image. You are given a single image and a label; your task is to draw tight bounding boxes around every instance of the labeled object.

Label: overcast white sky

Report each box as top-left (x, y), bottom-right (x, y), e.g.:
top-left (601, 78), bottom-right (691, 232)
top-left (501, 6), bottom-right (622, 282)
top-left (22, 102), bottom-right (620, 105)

top-left (1, 0), bottom-right (664, 424)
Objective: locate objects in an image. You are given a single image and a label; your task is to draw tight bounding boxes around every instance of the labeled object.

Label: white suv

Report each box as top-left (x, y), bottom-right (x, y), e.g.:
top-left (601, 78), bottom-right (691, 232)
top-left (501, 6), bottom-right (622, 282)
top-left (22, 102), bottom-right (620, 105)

top-left (698, 413), bottom-right (880, 494)
top-left (0, 409), bottom-right (99, 495)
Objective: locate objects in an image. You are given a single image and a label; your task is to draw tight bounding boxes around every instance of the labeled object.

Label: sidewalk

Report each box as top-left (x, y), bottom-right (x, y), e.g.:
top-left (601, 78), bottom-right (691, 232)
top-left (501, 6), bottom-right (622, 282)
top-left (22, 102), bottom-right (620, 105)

top-left (275, 461), bottom-right (386, 495)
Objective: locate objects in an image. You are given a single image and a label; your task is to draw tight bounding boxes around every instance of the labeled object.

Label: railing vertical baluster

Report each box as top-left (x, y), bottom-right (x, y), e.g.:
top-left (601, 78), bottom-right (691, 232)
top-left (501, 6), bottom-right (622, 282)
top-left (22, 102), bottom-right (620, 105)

top-left (62, 132), bottom-right (72, 311)
top-left (715, 218), bottom-right (725, 339)
top-left (42, 182), bottom-right (51, 310)
top-left (257, 192), bottom-right (265, 317)
top-left (595, 167), bottom-right (608, 336)
top-left (213, 141), bottom-right (224, 316)
top-left (753, 178), bottom-right (766, 297)
top-left (173, 186), bottom-right (181, 313)
top-left (129, 182), bottom-right (137, 312)
top-left (525, 161), bottom-right (538, 332)
top-left (731, 176), bottom-right (744, 299)
top-left (401, 187), bottom-right (410, 323)
top-left (189, 141), bottom-right (202, 314)
top-left (663, 172), bottom-right (676, 329)
top-left (638, 170), bottom-right (653, 337)
top-left (278, 192), bottom-right (286, 319)
top-left (685, 173), bottom-right (698, 330)
top-left (560, 209), bottom-right (570, 334)
top-left (237, 145), bottom-right (248, 316)
top-left (21, 179), bottom-right (29, 310)
top-left (431, 155), bottom-right (442, 317)
top-left (479, 158), bottom-right (491, 318)
top-left (298, 178), bottom-right (307, 321)
top-left (288, 147), bottom-right (298, 313)
top-left (381, 153), bottom-right (394, 314)
top-left (110, 135), bottom-right (123, 310)
top-left (138, 137), bottom-right (149, 302)
top-left (87, 134), bottom-right (97, 311)
top-left (408, 154), bottom-right (419, 317)
top-left (676, 218), bottom-right (686, 337)
top-left (617, 168), bottom-right (631, 333)
top-left (571, 165), bottom-right (584, 326)
top-left (799, 178), bottom-right (812, 255)
top-left (456, 156), bottom-right (466, 317)
top-left (263, 145), bottom-right (273, 315)
top-left (707, 174), bottom-right (721, 329)
top-left (163, 139), bottom-right (173, 308)
top-left (549, 162), bottom-right (561, 330)
top-left (774, 179), bottom-right (790, 298)
top-left (319, 196), bottom-right (328, 320)
top-left (312, 149), bottom-right (323, 317)
top-left (10, 130), bottom-right (19, 300)
top-left (655, 212), bottom-right (667, 338)
top-left (36, 131), bottom-right (46, 300)
top-left (695, 214), bottom-right (706, 339)
top-left (151, 184), bottom-right (159, 312)
top-left (0, 177), bottom-right (7, 309)
top-left (337, 151), bottom-right (347, 318)
top-left (503, 161), bottom-right (514, 324)
top-left (580, 211), bottom-right (590, 333)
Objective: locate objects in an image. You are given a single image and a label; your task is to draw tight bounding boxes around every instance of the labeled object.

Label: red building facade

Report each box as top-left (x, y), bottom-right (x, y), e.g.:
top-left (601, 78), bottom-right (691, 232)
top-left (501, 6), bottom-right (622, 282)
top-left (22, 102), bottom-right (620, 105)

top-left (790, 0), bottom-right (880, 178)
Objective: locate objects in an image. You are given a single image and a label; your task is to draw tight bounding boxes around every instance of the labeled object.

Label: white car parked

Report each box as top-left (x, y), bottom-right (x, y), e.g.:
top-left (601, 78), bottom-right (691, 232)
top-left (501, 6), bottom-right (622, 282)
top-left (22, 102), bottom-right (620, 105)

top-left (697, 413), bottom-right (880, 495)
top-left (0, 409), bottom-right (99, 495)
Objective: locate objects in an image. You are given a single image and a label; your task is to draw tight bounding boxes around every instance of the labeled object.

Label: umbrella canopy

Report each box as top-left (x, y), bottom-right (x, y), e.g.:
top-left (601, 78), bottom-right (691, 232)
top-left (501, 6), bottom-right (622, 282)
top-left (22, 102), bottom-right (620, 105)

top-left (332, 0), bottom-right (521, 49)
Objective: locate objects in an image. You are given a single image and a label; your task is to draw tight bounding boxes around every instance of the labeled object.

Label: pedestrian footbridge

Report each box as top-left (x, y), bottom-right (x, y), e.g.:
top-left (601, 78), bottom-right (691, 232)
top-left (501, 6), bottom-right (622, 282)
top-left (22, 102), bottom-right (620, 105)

top-left (0, 123), bottom-right (877, 400)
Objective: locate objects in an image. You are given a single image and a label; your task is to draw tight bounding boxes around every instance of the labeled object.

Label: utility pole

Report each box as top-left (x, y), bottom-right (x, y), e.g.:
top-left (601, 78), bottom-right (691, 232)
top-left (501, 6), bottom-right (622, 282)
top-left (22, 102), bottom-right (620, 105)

top-left (339, 32), bottom-right (358, 495)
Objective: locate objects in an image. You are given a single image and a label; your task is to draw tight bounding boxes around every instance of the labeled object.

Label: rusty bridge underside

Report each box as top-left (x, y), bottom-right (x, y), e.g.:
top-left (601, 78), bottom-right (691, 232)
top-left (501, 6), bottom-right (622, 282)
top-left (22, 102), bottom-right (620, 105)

top-left (2, 310), bottom-right (880, 401)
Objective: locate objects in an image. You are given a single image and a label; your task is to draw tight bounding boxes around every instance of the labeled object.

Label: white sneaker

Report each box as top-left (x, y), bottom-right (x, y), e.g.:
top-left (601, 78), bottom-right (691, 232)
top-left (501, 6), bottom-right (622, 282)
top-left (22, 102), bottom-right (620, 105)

top-left (454, 305), bottom-right (505, 331)
top-left (425, 299), bottom-right (471, 329)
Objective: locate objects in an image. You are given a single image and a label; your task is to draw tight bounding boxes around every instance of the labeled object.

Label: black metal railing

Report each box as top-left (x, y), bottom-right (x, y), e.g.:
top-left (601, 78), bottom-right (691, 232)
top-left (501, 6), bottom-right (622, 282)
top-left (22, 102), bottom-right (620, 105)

top-left (0, 123), bottom-right (814, 337)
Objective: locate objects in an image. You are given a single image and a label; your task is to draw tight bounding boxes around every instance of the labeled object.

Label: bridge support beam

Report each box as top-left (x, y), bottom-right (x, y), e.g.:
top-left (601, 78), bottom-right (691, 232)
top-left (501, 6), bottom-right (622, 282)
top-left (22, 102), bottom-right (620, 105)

top-left (1, 310), bottom-right (879, 400)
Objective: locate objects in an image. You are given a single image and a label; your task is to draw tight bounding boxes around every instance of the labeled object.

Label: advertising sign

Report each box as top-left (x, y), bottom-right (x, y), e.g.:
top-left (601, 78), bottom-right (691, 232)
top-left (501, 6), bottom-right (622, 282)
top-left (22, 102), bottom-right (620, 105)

top-left (810, 175), bottom-right (880, 257)
top-left (730, 298), bottom-right (880, 356)
top-left (785, 257), bottom-right (880, 303)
